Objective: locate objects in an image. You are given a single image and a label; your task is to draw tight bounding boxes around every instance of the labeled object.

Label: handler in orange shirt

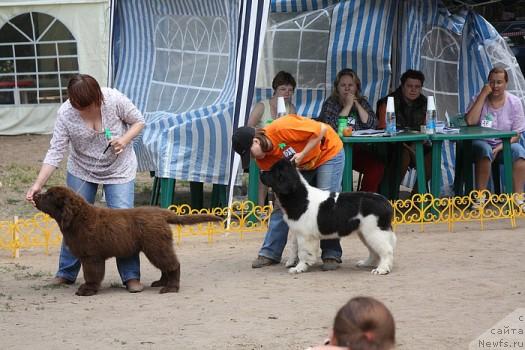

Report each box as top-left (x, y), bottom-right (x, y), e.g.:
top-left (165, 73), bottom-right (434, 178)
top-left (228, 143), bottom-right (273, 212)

top-left (232, 114), bottom-right (345, 271)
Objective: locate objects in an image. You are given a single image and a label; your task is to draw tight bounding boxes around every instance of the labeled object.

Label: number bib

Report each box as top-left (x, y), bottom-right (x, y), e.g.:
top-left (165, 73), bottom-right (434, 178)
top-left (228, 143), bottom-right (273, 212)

top-left (481, 119), bottom-right (493, 128)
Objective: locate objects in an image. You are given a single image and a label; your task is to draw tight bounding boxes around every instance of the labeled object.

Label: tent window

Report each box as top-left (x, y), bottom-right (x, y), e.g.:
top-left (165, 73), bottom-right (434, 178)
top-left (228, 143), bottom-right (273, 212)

top-left (146, 16), bottom-right (230, 113)
top-left (0, 12), bottom-right (79, 105)
top-left (257, 8), bottom-right (332, 89)
top-left (420, 27), bottom-right (460, 116)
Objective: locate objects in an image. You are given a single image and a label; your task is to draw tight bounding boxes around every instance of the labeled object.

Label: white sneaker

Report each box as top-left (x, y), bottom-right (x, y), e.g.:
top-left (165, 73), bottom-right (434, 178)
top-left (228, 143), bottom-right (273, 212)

top-left (513, 195), bottom-right (525, 212)
top-left (470, 195), bottom-right (487, 211)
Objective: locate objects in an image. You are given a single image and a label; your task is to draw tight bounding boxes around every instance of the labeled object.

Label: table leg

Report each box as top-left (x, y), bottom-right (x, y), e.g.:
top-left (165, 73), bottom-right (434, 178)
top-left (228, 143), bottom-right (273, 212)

top-left (463, 140), bottom-right (473, 194)
top-left (160, 178), bottom-right (176, 208)
top-left (415, 142), bottom-right (426, 195)
top-left (502, 138), bottom-right (513, 193)
top-left (343, 143), bottom-right (354, 192)
top-left (248, 159), bottom-right (259, 204)
top-left (379, 143), bottom-right (401, 199)
top-left (430, 140), bottom-right (442, 197)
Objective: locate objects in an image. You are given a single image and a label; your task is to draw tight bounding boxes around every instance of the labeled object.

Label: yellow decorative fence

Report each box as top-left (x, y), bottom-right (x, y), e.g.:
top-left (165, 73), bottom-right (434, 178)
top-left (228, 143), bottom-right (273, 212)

top-left (1, 191), bottom-right (523, 258)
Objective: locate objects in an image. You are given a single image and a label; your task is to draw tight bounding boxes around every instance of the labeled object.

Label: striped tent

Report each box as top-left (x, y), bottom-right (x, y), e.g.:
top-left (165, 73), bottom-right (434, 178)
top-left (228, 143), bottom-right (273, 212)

top-left (394, 0), bottom-right (525, 193)
top-left (255, 0), bottom-right (524, 195)
top-left (111, 0), bottom-right (524, 194)
top-left (112, 0), bottom-right (269, 185)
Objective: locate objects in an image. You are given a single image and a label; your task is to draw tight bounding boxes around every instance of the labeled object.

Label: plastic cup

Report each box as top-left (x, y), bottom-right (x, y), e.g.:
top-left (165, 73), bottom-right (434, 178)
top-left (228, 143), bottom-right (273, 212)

top-left (277, 96), bottom-right (287, 116)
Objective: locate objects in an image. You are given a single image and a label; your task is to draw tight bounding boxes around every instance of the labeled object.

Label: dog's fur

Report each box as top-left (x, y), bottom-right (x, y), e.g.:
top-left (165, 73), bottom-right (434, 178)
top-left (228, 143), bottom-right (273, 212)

top-left (260, 159), bottom-right (396, 274)
top-left (34, 186), bottom-right (222, 296)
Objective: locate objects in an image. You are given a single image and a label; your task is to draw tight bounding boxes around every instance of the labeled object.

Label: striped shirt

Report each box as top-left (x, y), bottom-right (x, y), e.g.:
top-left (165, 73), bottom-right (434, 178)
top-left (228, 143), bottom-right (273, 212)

top-left (43, 88), bottom-right (145, 184)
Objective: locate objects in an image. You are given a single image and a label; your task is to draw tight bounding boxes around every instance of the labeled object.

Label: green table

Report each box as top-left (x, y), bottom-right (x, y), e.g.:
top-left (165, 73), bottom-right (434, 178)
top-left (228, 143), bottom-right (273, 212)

top-left (341, 131), bottom-right (429, 199)
top-left (429, 126), bottom-right (517, 197)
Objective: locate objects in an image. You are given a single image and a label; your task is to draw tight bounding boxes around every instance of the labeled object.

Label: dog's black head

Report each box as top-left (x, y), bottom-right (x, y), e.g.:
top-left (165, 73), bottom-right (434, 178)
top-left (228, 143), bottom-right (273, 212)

top-left (34, 186), bottom-right (84, 230)
top-left (260, 159), bottom-right (302, 195)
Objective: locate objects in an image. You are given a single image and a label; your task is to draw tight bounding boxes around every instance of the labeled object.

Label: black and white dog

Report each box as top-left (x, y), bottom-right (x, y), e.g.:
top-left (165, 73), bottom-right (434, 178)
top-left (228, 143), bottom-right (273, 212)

top-left (260, 159), bottom-right (396, 274)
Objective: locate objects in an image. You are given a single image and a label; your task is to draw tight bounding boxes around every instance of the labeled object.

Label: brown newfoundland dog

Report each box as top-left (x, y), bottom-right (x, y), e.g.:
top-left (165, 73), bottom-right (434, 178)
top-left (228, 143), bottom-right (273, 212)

top-left (34, 186), bottom-right (222, 296)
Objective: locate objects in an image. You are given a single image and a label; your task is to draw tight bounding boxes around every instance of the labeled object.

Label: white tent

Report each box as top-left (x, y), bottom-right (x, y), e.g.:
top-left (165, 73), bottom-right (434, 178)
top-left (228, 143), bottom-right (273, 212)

top-left (0, 0), bottom-right (111, 135)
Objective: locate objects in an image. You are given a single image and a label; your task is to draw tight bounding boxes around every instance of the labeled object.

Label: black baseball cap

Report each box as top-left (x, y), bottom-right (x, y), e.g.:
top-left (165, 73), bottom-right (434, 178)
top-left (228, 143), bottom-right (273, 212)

top-left (232, 126), bottom-right (255, 170)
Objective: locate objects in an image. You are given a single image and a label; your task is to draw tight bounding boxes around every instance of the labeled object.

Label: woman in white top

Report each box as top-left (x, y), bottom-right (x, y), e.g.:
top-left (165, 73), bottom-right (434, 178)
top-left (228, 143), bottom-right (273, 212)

top-left (248, 71), bottom-right (297, 128)
top-left (247, 71), bottom-right (297, 205)
top-left (26, 74), bottom-right (145, 293)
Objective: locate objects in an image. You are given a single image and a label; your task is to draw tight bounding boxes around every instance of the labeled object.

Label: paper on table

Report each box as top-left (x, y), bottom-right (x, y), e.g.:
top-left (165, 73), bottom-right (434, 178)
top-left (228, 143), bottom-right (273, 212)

top-left (351, 129), bottom-right (387, 136)
top-left (437, 127), bottom-right (460, 134)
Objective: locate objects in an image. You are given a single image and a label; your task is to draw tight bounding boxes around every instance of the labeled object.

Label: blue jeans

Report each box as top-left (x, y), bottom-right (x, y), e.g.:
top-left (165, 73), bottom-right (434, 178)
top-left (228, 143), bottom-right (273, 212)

top-left (259, 150), bottom-right (345, 262)
top-left (473, 140), bottom-right (525, 162)
top-left (56, 173), bottom-right (140, 283)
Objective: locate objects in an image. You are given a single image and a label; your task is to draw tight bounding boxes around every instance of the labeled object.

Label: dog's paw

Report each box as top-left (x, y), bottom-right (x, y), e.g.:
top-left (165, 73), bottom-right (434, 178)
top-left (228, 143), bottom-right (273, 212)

top-left (151, 279), bottom-right (167, 287)
top-left (356, 259), bottom-right (374, 268)
top-left (159, 286), bottom-right (179, 294)
top-left (76, 284), bottom-right (98, 296)
top-left (288, 262), bottom-right (309, 274)
top-left (371, 266), bottom-right (391, 275)
top-left (285, 257), bottom-right (299, 268)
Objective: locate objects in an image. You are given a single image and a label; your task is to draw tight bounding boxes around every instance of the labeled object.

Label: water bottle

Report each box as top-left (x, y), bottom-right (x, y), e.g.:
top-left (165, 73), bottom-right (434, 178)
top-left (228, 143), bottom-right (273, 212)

top-left (386, 96), bottom-right (397, 135)
top-left (425, 96), bottom-right (437, 134)
top-left (337, 117), bottom-right (348, 137)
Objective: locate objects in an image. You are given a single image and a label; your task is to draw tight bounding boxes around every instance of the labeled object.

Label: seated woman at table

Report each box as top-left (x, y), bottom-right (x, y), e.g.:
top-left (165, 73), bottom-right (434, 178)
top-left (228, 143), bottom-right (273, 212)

top-left (465, 66), bottom-right (525, 205)
top-left (247, 71), bottom-right (297, 205)
top-left (247, 71), bottom-right (296, 128)
top-left (318, 68), bottom-right (384, 192)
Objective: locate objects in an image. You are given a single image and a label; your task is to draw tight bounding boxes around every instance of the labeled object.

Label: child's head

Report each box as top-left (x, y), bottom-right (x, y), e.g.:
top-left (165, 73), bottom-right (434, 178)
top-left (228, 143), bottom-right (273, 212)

top-left (331, 296), bottom-right (395, 350)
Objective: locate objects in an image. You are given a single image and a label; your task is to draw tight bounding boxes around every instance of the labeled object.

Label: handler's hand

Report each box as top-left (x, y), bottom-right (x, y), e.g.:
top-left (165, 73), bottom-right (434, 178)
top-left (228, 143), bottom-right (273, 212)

top-left (492, 144), bottom-right (503, 158)
top-left (26, 184), bottom-right (42, 206)
top-left (481, 84), bottom-right (493, 97)
top-left (110, 137), bottom-right (128, 155)
top-left (343, 93), bottom-right (355, 108)
top-left (290, 151), bottom-right (305, 166)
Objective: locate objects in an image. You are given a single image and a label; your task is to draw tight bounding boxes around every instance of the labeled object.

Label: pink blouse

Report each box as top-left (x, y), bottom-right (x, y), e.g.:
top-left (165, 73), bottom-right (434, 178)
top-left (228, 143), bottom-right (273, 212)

top-left (468, 91), bottom-right (525, 147)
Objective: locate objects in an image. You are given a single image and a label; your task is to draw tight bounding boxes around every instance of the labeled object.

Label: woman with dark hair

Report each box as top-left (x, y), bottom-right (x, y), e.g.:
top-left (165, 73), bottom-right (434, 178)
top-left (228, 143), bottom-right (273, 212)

top-left (26, 74), bottom-right (146, 293)
top-left (247, 71), bottom-right (297, 205)
top-left (247, 71), bottom-right (297, 128)
top-left (465, 67), bottom-right (525, 207)
top-left (318, 68), bottom-right (384, 192)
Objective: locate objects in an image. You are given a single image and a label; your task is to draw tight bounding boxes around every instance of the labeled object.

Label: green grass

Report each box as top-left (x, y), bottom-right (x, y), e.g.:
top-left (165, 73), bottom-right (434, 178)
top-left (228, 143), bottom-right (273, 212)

top-left (0, 161), bottom-right (232, 220)
top-left (14, 271), bottom-right (51, 280)
top-left (0, 163), bottom-right (66, 192)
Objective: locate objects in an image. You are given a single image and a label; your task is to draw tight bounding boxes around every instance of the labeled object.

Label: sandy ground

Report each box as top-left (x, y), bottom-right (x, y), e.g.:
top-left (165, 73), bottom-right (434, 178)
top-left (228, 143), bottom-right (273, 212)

top-left (1, 135), bottom-right (524, 349)
top-left (1, 220), bottom-right (524, 350)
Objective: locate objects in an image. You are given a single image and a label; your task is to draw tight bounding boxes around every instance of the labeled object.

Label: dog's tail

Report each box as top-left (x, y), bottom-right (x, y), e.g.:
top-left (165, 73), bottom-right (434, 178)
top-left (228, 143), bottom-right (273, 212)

top-left (165, 212), bottom-right (223, 226)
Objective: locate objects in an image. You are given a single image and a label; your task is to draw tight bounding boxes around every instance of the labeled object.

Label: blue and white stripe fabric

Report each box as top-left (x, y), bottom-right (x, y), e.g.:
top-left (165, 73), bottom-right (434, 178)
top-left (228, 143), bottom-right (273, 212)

top-left (393, 1), bottom-right (523, 195)
top-left (458, 11), bottom-right (498, 113)
top-left (270, 0), bottom-right (342, 13)
top-left (228, 0), bottom-right (271, 194)
top-left (111, 0), bottom-right (524, 195)
top-left (326, 0), bottom-right (397, 108)
top-left (112, 0), bottom-right (268, 185)
top-left (254, 0), bottom-right (397, 118)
